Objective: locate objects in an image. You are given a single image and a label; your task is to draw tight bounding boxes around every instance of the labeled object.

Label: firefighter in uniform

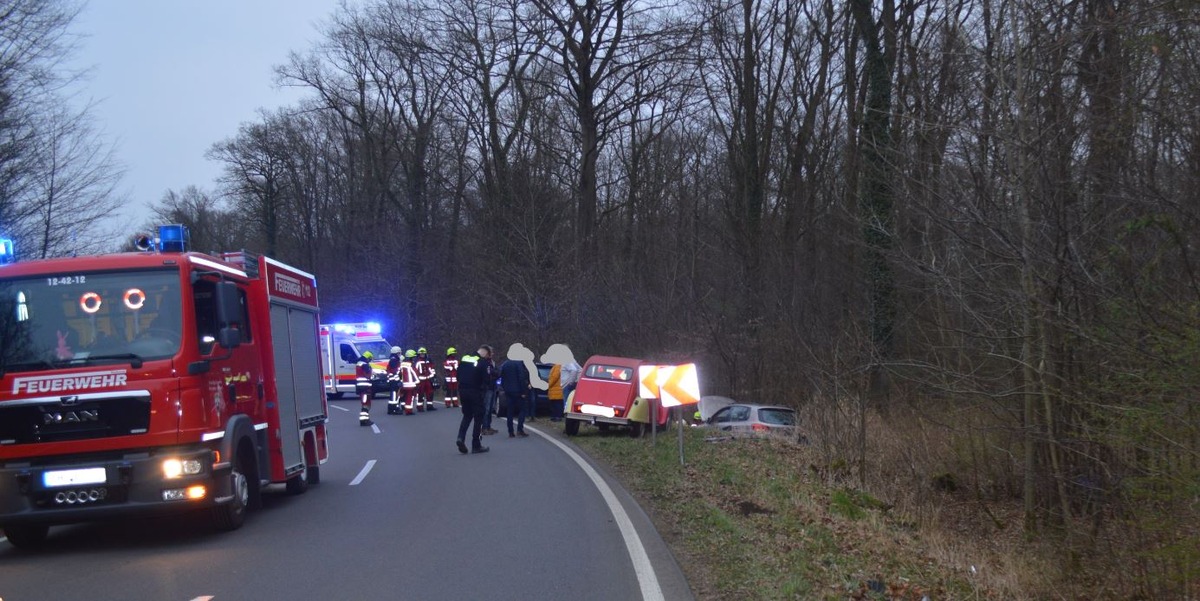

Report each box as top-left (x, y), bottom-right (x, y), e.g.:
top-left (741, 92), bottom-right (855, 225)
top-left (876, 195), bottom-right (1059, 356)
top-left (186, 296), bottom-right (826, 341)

top-left (443, 347), bottom-right (460, 408)
top-left (386, 346), bottom-right (405, 415)
top-left (357, 351), bottom-right (375, 426)
top-left (401, 349), bottom-right (421, 414)
top-left (415, 346), bottom-right (435, 411)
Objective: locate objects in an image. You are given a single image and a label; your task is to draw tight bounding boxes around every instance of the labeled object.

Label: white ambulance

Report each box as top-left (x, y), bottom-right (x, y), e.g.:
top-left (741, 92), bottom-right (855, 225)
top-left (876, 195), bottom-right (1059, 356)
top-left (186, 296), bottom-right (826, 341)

top-left (318, 322), bottom-right (395, 399)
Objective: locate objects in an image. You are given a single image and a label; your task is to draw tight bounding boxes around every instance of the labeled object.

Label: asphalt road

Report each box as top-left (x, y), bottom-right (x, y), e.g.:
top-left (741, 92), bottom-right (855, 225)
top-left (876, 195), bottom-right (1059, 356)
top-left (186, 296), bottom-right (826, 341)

top-left (0, 399), bottom-right (693, 601)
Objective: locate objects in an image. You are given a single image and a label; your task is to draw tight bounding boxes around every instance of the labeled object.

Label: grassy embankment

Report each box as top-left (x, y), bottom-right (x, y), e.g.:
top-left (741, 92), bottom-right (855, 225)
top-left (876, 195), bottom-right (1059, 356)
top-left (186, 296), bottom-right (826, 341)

top-left (571, 426), bottom-right (986, 601)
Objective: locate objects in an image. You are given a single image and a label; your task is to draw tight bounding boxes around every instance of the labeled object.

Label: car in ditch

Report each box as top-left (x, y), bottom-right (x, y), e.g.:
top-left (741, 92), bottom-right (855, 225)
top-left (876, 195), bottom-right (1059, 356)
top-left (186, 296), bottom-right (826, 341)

top-left (701, 403), bottom-right (797, 438)
top-left (563, 355), bottom-right (669, 437)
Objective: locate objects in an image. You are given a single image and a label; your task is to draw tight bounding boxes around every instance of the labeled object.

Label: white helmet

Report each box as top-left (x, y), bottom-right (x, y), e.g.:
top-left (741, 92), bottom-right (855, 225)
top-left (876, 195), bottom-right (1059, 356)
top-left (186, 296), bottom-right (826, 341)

top-left (390, 346), bottom-right (402, 354)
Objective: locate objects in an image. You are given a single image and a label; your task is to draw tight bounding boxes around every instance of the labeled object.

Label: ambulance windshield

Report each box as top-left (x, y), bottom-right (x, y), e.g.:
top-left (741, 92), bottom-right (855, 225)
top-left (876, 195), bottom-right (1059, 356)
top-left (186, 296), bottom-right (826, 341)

top-left (355, 341), bottom-right (393, 360)
top-left (0, 270), bottom-right (183, 374)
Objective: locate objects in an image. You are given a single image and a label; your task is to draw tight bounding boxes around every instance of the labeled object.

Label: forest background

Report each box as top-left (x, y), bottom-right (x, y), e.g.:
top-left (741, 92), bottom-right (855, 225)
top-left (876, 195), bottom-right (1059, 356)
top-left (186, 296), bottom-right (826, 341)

top-left (3, 0), bottom-right (1197, 596)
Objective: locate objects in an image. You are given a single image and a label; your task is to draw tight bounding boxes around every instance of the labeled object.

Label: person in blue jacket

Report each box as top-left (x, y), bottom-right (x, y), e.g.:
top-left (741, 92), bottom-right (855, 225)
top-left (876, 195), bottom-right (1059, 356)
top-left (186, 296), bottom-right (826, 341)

top-left (499, 347), bottom-right (530, 438)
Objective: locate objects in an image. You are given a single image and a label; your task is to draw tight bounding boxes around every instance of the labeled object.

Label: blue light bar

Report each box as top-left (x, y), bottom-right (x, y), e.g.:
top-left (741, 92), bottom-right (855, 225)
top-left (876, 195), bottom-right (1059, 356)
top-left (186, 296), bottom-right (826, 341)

top-left (330, 322), bottom-right (383, 335)
top-left (0, 238), bottom-right (13, 265)
top-left (158, 224), bottom-right (189, 253)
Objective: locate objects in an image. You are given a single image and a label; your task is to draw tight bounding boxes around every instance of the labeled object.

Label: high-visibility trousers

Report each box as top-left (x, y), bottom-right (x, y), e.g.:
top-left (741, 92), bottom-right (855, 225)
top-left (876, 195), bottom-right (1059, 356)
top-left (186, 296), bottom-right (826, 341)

top-left (402, 388), bottom-right (420, 414)
top-left (357, 384), bottom-right (372, 423)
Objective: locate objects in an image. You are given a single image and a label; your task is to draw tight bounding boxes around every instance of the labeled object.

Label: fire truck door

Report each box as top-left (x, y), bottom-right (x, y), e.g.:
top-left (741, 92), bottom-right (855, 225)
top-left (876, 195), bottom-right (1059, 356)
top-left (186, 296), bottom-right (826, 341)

top-left (270, 304), bottom-right (304, 471)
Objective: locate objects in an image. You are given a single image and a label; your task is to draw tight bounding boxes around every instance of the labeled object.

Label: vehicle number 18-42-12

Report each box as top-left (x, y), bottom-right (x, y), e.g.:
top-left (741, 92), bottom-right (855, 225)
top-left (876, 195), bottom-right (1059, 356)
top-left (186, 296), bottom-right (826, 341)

top-left (46, 275), bottom-right (87, 286)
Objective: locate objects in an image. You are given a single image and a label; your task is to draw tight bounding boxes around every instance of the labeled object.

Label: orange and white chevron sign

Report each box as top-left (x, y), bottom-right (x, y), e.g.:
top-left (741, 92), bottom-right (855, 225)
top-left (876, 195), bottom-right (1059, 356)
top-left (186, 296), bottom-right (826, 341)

top-left (638, 365), bottom-right (663, 399)
top-left (655, 363), bottom-right (700, 407)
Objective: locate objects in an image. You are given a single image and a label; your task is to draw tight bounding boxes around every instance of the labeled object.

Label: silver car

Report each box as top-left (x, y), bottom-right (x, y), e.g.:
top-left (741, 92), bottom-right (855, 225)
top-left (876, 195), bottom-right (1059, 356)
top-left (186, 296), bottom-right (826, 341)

top-left (703, 403), bottom-right (796, 437)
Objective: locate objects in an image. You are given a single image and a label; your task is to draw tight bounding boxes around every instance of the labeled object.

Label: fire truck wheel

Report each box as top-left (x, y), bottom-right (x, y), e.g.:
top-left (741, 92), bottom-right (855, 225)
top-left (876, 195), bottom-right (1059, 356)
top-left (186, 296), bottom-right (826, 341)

top-left (307, 465), bottom-right (321, 485)
top-left (3, 523), bottom-right (49, 549)
top-left (326, 392), bottom-right (345, 400)
top-left (286, 466), bottom-right (308, 495)
top-left (564, 418), bottom-right (580, 436)
top-left (213, 455), bottom-right (250, 531)
top-left (629, 421), bottom-right (645, 439)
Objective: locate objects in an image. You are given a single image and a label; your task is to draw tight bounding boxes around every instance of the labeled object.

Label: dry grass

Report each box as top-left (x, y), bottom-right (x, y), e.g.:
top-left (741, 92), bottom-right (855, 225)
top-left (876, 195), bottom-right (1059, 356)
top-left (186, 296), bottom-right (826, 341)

top-left (571, 403), bottom-right (1199, 600)
top-left (573, 424), bottom-right (982, 600)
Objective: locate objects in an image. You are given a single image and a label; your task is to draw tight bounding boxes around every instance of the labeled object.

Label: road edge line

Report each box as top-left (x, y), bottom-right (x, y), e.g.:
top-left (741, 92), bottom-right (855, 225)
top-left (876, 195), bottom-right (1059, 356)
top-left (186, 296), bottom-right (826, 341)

top-left (527, 425), bottom-right (665, 601)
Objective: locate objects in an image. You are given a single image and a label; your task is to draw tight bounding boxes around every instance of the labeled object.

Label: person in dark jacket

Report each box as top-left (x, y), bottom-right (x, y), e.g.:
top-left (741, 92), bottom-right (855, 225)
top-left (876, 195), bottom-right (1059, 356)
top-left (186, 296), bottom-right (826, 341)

top-left (499, 350), bottom-right (531, 437)
top-left (480, 346), bottom-right (499, 435)
top-left (455, 345), bottom-right (492, 454)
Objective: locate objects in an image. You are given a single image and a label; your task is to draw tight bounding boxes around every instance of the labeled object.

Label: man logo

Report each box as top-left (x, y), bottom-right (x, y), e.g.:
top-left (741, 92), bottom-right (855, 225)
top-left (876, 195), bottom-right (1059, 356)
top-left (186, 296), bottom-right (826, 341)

top-left (43, 410), bottom-right (99, 424)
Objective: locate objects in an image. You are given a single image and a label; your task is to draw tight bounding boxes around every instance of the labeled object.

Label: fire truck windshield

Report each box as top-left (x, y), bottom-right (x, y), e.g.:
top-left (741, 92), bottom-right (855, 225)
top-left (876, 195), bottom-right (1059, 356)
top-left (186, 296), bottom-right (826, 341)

top-left (0, 270), bottom-right (183, 374)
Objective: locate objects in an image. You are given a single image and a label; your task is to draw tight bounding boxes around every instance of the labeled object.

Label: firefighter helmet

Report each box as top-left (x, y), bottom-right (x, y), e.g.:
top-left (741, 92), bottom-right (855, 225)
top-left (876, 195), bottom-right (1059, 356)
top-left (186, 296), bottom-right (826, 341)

top-left (362, 351), bottom-right (373, 359)
top-left (418, 347), bottom-right (427, 354)
top-left (390, 346), bottom-right (402, 355)
top-left (405, 349), bottom-right (416, 358)
top-left (446, 347), bottom-right (457, 355)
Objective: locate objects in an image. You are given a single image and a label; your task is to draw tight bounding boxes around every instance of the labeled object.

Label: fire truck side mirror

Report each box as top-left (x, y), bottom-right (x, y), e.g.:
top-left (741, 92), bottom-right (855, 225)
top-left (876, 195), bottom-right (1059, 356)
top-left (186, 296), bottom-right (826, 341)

top-left (218, 327), bottom-right (242, 350)
top-left (214, 281), bottom-right (243, 350)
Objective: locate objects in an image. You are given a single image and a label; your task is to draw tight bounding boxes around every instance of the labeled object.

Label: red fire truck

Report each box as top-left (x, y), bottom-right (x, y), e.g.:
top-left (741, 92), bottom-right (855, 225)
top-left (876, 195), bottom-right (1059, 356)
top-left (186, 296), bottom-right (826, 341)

top-left (0, 226), bottom-right (329, 548)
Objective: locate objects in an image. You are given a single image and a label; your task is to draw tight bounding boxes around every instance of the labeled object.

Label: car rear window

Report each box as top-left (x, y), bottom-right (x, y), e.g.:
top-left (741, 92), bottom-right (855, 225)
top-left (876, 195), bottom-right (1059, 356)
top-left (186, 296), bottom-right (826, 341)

top-left (758, 408), bottom-right (795, 426)
top-left (584, 364), bottom-right (634, 381)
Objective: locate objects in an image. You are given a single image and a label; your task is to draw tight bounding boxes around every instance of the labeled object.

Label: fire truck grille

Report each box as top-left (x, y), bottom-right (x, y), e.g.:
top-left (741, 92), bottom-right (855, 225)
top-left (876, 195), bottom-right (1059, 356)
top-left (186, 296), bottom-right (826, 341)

top-left (0, 394), bottom-right (152, 445)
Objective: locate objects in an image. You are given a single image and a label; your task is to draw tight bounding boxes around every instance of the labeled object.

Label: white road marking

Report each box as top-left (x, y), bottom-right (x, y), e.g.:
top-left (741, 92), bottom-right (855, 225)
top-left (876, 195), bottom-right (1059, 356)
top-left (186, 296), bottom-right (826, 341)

top-left (349, 459), bottom-right (377, 486)
top-left (371, 424), bottom-right (381, 434)
top-left (526, 425), bottom-right (665, 601)
top-left (329, 404), bottom-right (349, 412)
top-left (189, 597), bottom-right (215, 601)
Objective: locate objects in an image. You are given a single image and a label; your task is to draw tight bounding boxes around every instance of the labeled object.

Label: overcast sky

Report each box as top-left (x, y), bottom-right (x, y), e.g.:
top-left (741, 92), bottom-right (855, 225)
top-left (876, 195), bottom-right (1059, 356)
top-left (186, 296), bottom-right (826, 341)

top-left (69, 0), bottom-right (339, 235)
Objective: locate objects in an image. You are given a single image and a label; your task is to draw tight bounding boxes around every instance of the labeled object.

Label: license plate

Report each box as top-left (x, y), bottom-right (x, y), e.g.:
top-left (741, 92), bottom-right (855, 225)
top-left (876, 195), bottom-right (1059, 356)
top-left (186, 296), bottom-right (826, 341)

top-left (42, 467), bottom-right (107, 488)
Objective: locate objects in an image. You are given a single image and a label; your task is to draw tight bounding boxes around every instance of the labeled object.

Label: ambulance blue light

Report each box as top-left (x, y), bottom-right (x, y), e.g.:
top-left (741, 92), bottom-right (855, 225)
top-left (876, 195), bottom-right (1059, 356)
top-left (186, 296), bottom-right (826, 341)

top-left (0, 238), bottom-right (13, 265)
top-left (158, 224), bottom-right (189, 253)
top-left (330, 322), bottom-right (382, 335)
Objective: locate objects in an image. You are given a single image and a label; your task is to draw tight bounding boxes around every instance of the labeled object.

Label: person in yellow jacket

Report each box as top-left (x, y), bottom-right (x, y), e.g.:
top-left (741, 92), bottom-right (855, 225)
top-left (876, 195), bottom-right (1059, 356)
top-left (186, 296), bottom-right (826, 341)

top-left (547, 362), bottom-right (564, 422)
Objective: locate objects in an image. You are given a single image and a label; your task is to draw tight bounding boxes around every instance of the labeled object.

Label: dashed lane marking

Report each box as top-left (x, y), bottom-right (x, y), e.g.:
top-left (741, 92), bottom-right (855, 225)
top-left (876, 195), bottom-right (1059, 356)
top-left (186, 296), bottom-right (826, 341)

top-left (189, 597), bottom-right (215, 601)
top-left (349, 459), bottom-right (377, 486)
top-left (371, 424), bottom-right (381, 434)
top-left (329, 404), bottom-right (349, 412)
top-left (526, 425), bottom-right (665, 601)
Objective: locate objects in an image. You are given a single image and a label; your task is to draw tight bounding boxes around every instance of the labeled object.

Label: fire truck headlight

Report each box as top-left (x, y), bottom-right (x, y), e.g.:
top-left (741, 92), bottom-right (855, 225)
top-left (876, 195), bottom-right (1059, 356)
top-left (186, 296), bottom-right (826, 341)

top-left (162, 458), bottom-right (203, 479)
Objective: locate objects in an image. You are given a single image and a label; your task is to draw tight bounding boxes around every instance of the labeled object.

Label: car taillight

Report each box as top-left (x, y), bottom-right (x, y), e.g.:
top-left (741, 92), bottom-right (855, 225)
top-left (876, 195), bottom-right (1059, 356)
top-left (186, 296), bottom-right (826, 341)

top-left (751, 423), bottom-right (770, 432)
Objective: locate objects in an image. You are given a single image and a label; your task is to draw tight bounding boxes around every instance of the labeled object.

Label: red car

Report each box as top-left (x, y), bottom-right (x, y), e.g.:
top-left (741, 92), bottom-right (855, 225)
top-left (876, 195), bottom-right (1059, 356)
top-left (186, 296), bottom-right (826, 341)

top-left (564, 355), bottom-right (669, 437)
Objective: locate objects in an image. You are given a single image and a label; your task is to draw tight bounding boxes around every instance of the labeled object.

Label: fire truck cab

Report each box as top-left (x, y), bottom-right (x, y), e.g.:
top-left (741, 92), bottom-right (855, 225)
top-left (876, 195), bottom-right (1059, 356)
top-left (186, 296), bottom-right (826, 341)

top-left (0, 227), bottom-right (328, 548)
top-left (317, 322), bottom-right (393, 398)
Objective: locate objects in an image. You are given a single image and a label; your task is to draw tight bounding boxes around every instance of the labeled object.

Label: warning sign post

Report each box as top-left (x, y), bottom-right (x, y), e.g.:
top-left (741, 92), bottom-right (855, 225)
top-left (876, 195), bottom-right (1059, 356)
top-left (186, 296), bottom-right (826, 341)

top-left (637, 363), bottom-right (701, 464)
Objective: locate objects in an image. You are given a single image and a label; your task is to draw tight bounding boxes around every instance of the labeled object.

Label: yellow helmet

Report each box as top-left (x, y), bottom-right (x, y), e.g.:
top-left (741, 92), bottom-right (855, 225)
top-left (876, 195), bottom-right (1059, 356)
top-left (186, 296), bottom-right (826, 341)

top-left (418, 347), bottom-right (427, 354)
top-left (405, 349), bottom-right (416, 358)
top-left (447, 347), bottom-right (457, 355)
top-left (362, 351), bottom-right (373, 359)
